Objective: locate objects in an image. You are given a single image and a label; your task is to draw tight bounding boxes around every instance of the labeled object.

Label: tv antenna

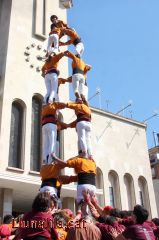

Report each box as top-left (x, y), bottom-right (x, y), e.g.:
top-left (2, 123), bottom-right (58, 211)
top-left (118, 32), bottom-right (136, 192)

top-left (142, 111), bottom-right (158, 123)
top-left (97, 101), bottom-right (132, 142)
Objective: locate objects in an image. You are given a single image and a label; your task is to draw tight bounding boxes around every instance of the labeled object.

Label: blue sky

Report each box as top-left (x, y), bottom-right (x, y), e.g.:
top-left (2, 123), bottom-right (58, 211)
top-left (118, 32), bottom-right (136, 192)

top-left (67, 0), bottom-right (159, 148)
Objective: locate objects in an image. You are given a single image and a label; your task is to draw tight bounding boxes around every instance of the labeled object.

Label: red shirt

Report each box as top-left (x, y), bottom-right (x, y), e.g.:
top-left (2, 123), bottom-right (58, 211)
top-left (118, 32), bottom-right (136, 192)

top-left (143, 220), bottom-right (157, 230)
top-left (120, 217), bottom-right (135, 227)
top-left (122, 224), bottom-right (156, 240)
top-left (96, 222), bottom-right (125, 240)
top-left (18, 210), bottom-right (58, 240)
top-left (0, 224), bottom-right (12, 239)
top-left (153, 226), bottom-right (159, 239)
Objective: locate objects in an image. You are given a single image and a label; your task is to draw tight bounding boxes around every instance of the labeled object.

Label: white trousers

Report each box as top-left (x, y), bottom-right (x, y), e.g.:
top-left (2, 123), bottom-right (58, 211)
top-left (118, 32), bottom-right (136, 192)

top-left (76, 121), bottom-right (92, 156)
top-left (77, 184), bottom-right (96, 203)
top-left (75, 42), bottom-right (84, 57)
top-left (83, 84), bottom-right (88, 100)
top-left (40, 186), bottom-right (57, 197)
top-left (72, 73), bottom-right (85, 97)
top-left (44, 72), bottom-right (58, 103)
top-left (42, 123), bottom-right (57, 164)
top-left (47, 33), bottom-right (59, 54)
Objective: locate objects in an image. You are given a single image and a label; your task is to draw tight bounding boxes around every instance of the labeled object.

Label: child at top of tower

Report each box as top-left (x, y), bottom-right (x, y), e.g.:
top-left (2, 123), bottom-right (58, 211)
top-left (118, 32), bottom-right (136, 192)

top-left (50, 15), bottom-right (69, 31)
top-left (47, 15), bottom-right (69, 55)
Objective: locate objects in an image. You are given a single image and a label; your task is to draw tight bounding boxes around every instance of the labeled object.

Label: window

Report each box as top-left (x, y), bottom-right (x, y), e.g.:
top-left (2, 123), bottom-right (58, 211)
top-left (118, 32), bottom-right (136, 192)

top-left (151, 167), bottom-right (156, 178)
top-left (34, 0), bottom-right (47, 38)
top-left (109, 186), bottom-right (115, 208)
top-left (139, 190), bottom-right (144, 206)
top-left (30, 96), bottom-right (42, 171)
top-left (108, 170), bottom-right (121, 209)
top-left (56, 112), bottom-right (64, 159)
top-left (9, 101), bottom-right (25, 168)
top-left (96, 167), bottom-right (104, 206)
top-left (138, 176), bottom-right (150, 214)
top-left (124, 173), bottom-right (136, 210)
top-left (96, 167), bottom-right (104, 189)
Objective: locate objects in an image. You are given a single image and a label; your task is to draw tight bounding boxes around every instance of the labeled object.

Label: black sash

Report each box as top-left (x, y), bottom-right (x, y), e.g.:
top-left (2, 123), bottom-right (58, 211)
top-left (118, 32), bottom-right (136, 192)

top-left (78, 172), bottom-right (96, 186)
top-left (73, 38), bottom-right (82, 46)
top-left (47, 68), bottom-right (60, 76)
top-left (77, 113), bottom-right (91, 123)
top-left (73, 68), bottom-right (84, 75)
top-left (41, 178), bottom-right (57, 188)
top-left (42, 114), bottom-right (57, 126)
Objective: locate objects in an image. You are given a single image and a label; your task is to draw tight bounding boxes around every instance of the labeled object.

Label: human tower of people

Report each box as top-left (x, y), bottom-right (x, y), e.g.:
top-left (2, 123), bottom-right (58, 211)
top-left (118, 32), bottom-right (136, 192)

top-left (40, 14), bottom-right (96, 212)
top-left (1, 14), bottom-right (159, 240)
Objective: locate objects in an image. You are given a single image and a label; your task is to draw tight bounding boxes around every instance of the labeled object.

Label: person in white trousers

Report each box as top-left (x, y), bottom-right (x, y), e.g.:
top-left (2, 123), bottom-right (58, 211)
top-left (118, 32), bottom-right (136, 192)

top-left (52, 153), bottom-right (97, 215)
top-left (41, 52), bottom-right (66, 103)
top-left (66, 99), bottom-right (93, 158)
top-left (64, 51), bottom-right (91, 101)
top-left (42, 123), bottom-right (57, 164)
top-left (41, 101), bottom-right (67, 164)
top-left (76, 119), bottom-right (92, 158)
top-left (43, 72), bottom-right (58, 104)
top-left (60, 28), bottom-right (84, 57)
top-left (47, 31), bottom-right (59, 55)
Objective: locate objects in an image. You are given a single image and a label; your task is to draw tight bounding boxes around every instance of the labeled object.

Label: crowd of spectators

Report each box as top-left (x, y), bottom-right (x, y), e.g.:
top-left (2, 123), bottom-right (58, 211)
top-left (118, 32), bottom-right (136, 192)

top-left (0, 192), bottom-right (159, 240)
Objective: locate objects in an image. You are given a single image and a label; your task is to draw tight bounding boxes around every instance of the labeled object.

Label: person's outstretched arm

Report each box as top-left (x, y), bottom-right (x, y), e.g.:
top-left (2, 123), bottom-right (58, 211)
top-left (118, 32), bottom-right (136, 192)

top-left (110, 229), bottom-right (126, 240)
top-left (58, 175), bottom-right (78, 184)
top-left (53, 155), bottom-right (67, 168)
top-left (82, 191), bottom-right (100, 219)
top-left (58, 76), bottom-right (72, 85)
top-left (59, 39), bottom-right (73, 46)
top-left (91, 194), bottom-right (104, 216)
top-left (67, 120), bottom-right (76, 128)
top-left (64, 50), bottom-right (76, 61)
top-left (57, 121), bottom-right (69, 131)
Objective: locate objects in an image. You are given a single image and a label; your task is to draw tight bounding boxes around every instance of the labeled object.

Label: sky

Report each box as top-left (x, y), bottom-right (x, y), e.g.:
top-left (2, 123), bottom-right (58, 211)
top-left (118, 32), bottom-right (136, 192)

top-left (67, 0), bottom-right (159, 148)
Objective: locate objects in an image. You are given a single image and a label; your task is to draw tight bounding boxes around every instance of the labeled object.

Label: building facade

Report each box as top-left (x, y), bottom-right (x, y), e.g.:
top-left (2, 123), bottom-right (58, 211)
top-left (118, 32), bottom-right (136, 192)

top-left (149, 144), bottom-right (159, 216)
top-left (0, 0), bottom-right (158, 219)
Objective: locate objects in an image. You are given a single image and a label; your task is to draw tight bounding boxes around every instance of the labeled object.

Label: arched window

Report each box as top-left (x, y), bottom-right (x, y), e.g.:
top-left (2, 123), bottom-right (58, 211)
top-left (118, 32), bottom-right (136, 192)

top-left (108, 170), bottom-right (121, 208)
top-left (9, 100), bottom-right (25, 168)
top-left (138, 176), bottom-right (150, 213)
top-left (30, 95), bottom-right (42, 171)
top-left (124, 173), bottom-right (136, 210)
top-left (96, 167), bottom-right (105, 206)
top-left (96, 167), bottom-right (104, 189)
top-left (56, 112), bottom-right (64, 159)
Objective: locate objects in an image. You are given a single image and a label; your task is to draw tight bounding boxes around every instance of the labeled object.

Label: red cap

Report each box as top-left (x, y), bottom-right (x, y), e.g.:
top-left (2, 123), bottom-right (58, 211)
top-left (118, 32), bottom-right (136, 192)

top-left (103, 205), bottom-right (113, 211)
top-left (63, 209), bottom-right (74, 218)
